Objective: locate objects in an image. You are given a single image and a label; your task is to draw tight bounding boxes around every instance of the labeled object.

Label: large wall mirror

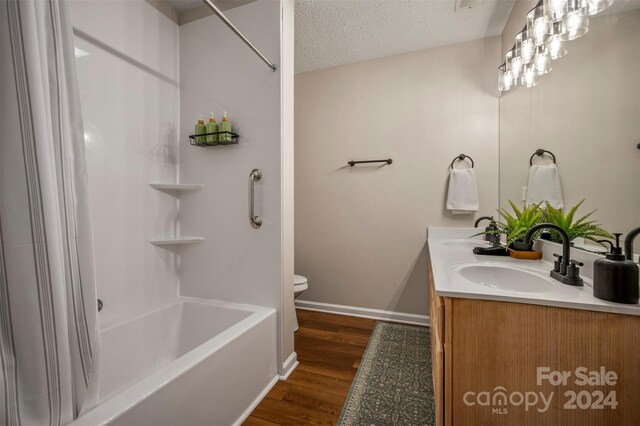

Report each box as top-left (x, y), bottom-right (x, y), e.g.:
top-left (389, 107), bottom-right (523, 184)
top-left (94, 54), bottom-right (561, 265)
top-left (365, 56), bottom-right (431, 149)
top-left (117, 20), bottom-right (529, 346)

top-left (499, 2), bottom-right (640, 254)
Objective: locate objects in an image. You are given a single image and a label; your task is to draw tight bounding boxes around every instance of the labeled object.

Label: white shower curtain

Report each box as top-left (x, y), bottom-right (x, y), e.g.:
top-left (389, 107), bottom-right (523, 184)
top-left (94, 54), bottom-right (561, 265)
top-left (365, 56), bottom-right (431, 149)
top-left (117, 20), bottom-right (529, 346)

top-left (0, 0), bottom-right (100, 424)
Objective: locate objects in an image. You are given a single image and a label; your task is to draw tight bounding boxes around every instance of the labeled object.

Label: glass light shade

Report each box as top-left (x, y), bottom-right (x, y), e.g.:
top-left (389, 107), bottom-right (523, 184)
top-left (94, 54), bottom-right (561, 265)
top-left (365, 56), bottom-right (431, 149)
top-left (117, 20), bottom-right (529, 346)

top-left (546, 22), bottom-right (568, 60)
top-left (544, 0), bottom-right (569, 21)
top-left (521, 64), bottom-right (539, 88)
top-left (498, 64), bottom-right (515, 92)
top-left (560, 0), bottom-right (589, 40)
top-left (506, 48), bottom-right (522, 82)
top-left (527, 5), bottom-right (551, 46)
top-left (586, 0), bottom-right (613, 15)
top-left (534, 46), bottom-right (552, 75)
top-left (517, 30), bottom-right (535, 65)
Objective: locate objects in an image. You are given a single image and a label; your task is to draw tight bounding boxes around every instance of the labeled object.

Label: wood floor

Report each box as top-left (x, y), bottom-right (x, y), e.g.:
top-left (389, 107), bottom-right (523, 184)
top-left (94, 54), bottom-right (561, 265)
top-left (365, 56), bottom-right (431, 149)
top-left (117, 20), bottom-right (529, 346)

top-left (243, 309), bottom-right (376, 426)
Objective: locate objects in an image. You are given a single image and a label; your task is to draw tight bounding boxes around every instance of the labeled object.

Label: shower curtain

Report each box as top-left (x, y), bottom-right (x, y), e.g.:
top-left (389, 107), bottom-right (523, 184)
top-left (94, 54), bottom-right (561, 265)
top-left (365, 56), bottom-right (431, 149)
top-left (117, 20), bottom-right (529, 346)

top-left (0, 0), bottom-right (99, 424)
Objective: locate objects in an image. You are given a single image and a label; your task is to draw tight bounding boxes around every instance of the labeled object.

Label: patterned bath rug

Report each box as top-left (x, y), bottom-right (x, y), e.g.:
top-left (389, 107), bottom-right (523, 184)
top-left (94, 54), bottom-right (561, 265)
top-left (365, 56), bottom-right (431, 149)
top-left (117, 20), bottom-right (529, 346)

top-left (337, 322), bottom-right (435, 426)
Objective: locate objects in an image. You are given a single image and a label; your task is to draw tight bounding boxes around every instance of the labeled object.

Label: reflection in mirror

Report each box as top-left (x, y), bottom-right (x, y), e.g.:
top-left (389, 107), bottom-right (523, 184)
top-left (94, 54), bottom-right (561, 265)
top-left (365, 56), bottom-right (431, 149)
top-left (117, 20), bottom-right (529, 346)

top-left (499, 4), bottom-right (640, 256)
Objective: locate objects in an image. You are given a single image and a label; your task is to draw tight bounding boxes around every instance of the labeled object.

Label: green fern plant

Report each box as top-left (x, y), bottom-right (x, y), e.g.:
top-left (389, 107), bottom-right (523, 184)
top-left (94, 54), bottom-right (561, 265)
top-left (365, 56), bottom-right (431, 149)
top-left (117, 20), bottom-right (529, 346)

top-left (497, 200), bottom-right (544, 246)
top-left (539, 200), bottom-right (613, 243)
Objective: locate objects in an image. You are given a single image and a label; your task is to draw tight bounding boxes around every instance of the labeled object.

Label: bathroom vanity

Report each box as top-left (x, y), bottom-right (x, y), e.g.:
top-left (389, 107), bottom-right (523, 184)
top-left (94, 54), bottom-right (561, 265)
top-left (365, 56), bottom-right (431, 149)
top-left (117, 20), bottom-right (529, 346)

top-left (428, 227), bottom-right (640, 426)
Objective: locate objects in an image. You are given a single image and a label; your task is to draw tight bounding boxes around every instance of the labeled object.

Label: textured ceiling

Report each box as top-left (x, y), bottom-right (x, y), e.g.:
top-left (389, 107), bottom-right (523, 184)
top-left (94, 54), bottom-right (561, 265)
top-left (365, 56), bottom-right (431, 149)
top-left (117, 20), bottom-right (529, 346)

top-left (165, 0), bottom-right (204, 12)
top-left (295, 0), bottom-right (516, 73)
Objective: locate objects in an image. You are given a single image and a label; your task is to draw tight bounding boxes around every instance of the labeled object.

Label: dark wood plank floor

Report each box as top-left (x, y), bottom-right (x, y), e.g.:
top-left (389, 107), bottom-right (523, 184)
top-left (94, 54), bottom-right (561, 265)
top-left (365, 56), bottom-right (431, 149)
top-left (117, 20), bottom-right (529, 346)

top-left (243, 309), bottom-right (376, 426)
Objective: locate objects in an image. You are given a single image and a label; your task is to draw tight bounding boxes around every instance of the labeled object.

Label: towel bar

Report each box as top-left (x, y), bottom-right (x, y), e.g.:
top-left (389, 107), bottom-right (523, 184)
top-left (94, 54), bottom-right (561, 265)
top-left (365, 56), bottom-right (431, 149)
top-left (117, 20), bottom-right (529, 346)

top-left (530, 149), bottom-right (556, 165)
top-left (450, 154), bottom-right (474, 169)
top-left (348, 159), bottom-right (392, 167)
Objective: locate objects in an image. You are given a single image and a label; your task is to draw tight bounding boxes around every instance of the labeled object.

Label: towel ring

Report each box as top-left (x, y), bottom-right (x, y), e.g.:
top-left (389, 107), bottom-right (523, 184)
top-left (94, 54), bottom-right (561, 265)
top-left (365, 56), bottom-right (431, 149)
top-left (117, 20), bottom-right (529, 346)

top-left (529, 149), bottom-right (556, 165)
top-left (450, 154), bottom-right (474, 169)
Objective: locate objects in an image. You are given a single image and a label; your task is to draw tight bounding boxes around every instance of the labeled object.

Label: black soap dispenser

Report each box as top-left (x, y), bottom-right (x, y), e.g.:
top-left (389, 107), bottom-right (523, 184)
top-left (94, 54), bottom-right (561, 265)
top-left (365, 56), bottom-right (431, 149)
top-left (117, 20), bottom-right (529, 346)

top-left (593, 234), bottom-right (639, 304)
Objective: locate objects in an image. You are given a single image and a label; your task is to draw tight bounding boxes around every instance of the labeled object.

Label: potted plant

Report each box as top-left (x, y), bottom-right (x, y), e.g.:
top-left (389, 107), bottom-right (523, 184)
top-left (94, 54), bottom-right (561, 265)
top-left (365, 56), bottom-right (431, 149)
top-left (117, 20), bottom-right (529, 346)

top-left (539, 200), bottom-right (613, 244)
top-left (497, 201), bottom-right (544, 250)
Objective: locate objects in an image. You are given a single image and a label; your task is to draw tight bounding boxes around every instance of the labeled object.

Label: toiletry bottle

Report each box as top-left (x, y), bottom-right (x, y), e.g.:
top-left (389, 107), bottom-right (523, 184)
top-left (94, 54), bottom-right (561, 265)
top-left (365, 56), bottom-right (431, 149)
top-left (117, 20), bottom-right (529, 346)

top-left (205, 112), bottom-right (218, 144)
top-left (219, 111), bottom-right (232, 143)
top-left (195, 114), bottom-right (207, 144)
top-left (593, 233), bottom-right (639, 304)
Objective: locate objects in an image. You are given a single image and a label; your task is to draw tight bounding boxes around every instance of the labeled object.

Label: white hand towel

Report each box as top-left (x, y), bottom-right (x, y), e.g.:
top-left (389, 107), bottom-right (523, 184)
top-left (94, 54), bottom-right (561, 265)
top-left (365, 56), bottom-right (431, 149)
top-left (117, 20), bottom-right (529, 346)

top-left (446, 168), bottom-right (479, 214)
top-left (526, 163), bottom-right (563, 208)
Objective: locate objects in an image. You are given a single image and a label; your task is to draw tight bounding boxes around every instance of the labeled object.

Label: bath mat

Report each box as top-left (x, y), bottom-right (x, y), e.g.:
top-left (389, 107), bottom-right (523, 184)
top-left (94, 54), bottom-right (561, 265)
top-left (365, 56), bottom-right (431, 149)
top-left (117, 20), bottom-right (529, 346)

top-left (337, 322), bottom-right (435, 426)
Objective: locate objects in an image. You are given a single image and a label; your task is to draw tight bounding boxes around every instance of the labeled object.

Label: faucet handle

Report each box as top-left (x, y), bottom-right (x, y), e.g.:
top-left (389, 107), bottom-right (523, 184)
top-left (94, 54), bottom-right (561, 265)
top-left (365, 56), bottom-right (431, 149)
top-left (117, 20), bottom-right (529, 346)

top-left (567, 260), bottom-right (584, 279)
top-left (552, 253), bottom-right (562, 272)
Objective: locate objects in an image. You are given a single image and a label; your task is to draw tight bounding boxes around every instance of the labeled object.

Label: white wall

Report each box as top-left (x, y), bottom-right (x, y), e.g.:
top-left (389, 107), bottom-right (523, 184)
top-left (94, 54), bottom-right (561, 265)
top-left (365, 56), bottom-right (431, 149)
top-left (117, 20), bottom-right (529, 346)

top-left (499, 10), bottom-right (640, 252)
top-left (178, 0), bottom-right (294, 373)
top-left (294, 37), bottom-right (501, 316)
top-left (71, 0), bottom-right (180, 328)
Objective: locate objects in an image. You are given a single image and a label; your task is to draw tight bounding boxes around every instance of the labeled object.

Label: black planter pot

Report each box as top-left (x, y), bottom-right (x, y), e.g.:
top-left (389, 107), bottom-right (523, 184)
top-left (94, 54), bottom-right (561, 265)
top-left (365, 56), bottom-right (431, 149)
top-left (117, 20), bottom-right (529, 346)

top-left (509, 240), bottom-right (534, 251)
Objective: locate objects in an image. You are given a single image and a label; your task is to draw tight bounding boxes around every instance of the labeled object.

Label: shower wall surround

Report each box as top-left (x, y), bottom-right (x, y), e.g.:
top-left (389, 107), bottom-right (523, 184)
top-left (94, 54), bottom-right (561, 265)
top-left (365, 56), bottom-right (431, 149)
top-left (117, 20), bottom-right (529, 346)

top-left (71, 0), bottom-right (181, 328)
top-left (179, 1), bottom-right (295, 373)
top-left (71, 0), bottom-right (295, 374)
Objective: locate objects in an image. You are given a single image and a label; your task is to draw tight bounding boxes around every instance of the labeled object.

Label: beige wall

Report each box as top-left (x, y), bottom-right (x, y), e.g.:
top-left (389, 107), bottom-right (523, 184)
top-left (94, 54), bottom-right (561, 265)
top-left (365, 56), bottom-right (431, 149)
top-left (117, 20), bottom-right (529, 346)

top-left (294, 37), bottom-right (501, 315)
top-left (499, 10), bottom-right (640, 252)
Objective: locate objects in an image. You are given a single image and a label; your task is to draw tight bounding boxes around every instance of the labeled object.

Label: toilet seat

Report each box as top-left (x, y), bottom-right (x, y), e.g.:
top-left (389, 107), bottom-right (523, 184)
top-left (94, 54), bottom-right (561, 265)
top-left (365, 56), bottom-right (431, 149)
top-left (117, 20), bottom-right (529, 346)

top-left (294, 274), bottom-right (308, 292)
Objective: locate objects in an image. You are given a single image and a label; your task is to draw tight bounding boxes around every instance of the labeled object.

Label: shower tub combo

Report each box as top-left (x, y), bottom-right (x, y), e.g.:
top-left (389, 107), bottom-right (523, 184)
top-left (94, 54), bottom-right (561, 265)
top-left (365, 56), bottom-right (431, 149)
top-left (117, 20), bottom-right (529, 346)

top-left (71, 297), bottom-right (277, 425)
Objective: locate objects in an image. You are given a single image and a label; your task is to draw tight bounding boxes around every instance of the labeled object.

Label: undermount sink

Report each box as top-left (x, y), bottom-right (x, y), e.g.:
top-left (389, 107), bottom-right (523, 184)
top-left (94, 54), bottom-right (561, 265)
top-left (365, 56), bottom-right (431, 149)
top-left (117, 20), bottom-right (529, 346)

top-left (443, 240), bottom-right (490, 249)
top-left (448, 262), bottom-right (556, 293)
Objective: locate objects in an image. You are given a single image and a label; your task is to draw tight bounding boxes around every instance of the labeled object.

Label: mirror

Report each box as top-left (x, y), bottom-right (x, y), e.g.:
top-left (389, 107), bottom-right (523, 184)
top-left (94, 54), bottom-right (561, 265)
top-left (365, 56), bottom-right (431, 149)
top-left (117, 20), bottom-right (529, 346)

top-left (499, 3), bottom-right (640, 254)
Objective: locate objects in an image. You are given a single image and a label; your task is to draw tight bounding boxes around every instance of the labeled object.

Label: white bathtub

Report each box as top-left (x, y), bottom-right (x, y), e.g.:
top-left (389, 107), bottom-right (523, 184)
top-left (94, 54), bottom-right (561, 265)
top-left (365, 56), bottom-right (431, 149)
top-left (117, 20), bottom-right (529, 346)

top-left (71, 297), bottom-right (278, 426)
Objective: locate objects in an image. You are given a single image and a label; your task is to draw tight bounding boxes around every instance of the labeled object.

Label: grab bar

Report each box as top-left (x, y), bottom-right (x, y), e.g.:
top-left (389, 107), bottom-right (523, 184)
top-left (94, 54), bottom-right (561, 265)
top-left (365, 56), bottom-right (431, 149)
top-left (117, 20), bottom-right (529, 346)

top-left (249, 169), bottom-right (262, 228)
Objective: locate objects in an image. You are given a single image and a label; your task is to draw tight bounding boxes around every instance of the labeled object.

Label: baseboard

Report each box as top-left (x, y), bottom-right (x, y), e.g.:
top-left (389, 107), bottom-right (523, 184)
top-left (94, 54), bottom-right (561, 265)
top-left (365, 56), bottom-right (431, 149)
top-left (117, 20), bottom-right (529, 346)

top-left (295, 300), bottom-right (430, 327)
top-left (280, 351), bottom-right (299, 380)
top-left (233, 374), bottom-right (279, 426)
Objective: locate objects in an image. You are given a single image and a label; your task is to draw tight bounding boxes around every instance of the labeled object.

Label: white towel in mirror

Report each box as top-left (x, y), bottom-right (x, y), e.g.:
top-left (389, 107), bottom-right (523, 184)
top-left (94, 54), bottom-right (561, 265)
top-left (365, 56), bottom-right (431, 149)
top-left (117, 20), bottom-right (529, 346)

top-left (526, 163), bottom-right (563, 208)
top-left (446, 168), bottom-right (479, 215)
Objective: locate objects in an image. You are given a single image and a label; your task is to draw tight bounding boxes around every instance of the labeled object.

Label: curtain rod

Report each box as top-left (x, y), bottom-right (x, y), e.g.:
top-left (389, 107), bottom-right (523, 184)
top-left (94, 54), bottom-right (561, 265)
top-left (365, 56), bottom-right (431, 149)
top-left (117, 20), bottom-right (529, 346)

top-left (201, 0), bottom-right (277, 72)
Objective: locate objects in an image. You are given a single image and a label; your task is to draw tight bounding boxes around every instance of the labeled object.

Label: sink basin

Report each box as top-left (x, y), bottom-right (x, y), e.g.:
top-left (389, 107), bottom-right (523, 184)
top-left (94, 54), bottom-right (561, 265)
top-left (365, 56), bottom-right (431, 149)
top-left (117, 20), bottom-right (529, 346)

top-left (443, 240), bottom-right (490, 249)
top-left (448, 263), bottom-right (556, 293)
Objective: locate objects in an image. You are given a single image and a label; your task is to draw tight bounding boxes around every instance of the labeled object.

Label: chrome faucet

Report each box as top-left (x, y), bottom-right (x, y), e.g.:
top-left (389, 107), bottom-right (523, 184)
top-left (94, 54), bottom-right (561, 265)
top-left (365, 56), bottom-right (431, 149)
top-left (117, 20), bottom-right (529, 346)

top-left (624, 227), bottom-right (640, 262)
top-left (523, 223), bottom-right (584, 286)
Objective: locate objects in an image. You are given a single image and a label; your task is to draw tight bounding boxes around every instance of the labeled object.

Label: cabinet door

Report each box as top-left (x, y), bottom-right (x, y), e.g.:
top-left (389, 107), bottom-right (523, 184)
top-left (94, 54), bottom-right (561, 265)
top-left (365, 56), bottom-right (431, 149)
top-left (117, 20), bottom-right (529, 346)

top-left (428, 263), bottom-right (444, 426)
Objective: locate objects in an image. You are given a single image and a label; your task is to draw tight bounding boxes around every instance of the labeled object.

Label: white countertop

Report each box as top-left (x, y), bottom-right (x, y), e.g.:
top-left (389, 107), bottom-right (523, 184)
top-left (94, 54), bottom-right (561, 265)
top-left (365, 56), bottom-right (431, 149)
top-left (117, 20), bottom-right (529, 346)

top-left (428, 227), bottom-right (640, 316)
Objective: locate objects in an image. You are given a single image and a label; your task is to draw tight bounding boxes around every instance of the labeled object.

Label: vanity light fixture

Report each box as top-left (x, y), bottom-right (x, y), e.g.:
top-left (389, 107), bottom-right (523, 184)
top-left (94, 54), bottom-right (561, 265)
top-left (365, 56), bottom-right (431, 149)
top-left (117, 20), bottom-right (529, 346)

top-left (506, 48), bottom-right (522, 83)
top-left (499, 0), bottom-right (612, 92)
top-left (546, 21), bottom-right (568, 59)
top-left (498, 63), bottom-right (515, 92)
top-left (534, 45), bottom-right (552, 75)
top-left (586, 0), bottom-right (613, 15)
top-left (521, 64), bottom-right (540, 88)
top-left (527, 4), bottom-right (552, 46)
top-left (560, 0), bottom-right (589, 41)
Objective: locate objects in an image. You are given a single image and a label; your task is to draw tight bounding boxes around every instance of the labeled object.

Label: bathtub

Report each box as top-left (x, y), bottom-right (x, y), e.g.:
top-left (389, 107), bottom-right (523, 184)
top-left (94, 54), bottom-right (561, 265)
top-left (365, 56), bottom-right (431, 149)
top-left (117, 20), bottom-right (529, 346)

top-left (71, 297), bottom-right (278, 426)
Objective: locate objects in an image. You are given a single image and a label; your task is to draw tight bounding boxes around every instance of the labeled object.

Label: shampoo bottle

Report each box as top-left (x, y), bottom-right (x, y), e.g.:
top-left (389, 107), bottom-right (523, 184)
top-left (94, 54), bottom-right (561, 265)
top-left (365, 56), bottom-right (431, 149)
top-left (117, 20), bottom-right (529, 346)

top-left (593, 233), bottom-right (639, 304)
top-left (219, 111), bottom-right (232, 143)
top-left (195, 114), bottom-right (207, 144)
top-left (205, 112), bottom-right (218, 143)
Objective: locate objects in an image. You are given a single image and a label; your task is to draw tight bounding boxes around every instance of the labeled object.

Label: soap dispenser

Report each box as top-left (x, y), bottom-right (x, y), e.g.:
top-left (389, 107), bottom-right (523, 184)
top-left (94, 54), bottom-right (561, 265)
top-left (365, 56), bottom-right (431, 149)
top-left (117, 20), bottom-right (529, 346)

top-left (219, 111), bottom-right (232, 143)
top-left (205, 112), bottom-right (218, 144)
top-left (195, 114), bottom-right (207, 144)
top-left (593, 233), bottom-right (639, 304)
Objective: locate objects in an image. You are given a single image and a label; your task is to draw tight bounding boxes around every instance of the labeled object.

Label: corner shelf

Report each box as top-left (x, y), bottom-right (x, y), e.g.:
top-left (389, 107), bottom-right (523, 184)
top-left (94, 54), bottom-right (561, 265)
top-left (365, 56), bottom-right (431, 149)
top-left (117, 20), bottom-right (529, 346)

top-left (149, 183), bottom-right (204, 192)
top-left (149, 237), bottom-right (204, 246)
top-left (188, 131), bottom-right (238, 147)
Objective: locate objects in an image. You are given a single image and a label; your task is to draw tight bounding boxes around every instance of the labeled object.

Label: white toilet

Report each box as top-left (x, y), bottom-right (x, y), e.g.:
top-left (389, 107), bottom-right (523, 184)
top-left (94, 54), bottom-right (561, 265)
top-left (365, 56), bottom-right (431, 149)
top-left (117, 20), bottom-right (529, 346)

top-left (293, 274), bottom-right (308, 331)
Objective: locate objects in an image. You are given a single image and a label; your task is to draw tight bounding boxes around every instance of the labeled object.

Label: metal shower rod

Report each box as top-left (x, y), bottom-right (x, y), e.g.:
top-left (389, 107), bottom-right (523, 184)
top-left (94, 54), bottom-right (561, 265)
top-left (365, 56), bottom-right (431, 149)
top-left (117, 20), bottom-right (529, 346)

top-left (201, 0), bottom-right (277, 72)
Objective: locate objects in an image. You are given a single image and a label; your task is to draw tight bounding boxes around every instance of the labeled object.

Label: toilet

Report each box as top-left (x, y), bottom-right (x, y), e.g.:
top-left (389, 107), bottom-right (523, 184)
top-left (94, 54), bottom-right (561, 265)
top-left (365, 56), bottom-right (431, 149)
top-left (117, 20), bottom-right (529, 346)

top-left (293, 274), bottom-right (308, 331)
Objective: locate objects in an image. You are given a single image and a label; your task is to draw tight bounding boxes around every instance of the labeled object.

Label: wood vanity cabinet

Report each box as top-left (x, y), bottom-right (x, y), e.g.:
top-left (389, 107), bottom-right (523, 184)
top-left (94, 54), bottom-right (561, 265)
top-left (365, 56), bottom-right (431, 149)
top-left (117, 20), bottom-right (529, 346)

top-left (428, 263), bottom-right (640, 426)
